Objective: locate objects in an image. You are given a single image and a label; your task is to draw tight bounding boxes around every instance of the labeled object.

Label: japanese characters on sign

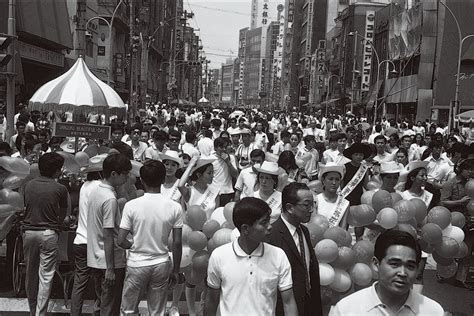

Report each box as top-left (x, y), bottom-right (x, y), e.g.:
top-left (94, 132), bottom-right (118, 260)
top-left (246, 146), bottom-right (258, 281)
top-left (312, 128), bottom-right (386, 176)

top-left (361, 11), bottom-right (375, 92)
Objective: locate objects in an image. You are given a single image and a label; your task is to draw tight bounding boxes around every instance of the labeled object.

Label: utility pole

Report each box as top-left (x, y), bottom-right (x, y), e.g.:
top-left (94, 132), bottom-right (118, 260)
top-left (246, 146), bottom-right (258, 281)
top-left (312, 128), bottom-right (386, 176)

top-left (6, 0), bottom-right (16, 141)
top-left (75, 0), bottom-right (86, 58)
top-left (129, 0), bottom-right (135, 119)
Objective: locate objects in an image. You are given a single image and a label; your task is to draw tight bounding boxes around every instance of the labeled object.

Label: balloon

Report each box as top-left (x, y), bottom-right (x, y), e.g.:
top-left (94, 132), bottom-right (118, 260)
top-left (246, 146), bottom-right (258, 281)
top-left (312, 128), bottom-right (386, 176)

top-left (432, 252), bottom-right (454, 266)
top-left (202, 219), bottom-right (221, 239)
top-left (306, 222), bottom-right (326, 246)
top-left (0, 204), bottom-right (16, 216)
top-left (361, 190), bottom-right (376, 206)
top-left (314, 239), bottom-right (339, 263)
top-left (419, 239), bottom-right (435, 254)
top-left (451, 212), bottom-right (466, 228)
top-left (421, 223), bottom-right (443, 245)
top-left (393, 200), bottom-right (415, 222)
top-left (130, 160), bottom-right (143, 177)
top-left (372, 190), bottom-right (393, 213)
top-left (330, 269), bottom-right (352, 292)
top-left (342, 230), bottom-right (353, 247)
top-left (391, 192), bottom-right (403, 204)
top-left (307, 180), bottom-right (324, 194)
top-left (186, 205), bottom-right (207, 231)
top-left (0, 156), bottom-right (30, 175)
top-left (309, 214), bottom-right (330, 230)
top-left (454, 241), bottom-right (469, 258)
top-left (323, 227), bottom-right (350, 247)
top-left (210, 207), bottom-right (226, 225)
top-left (377, 208), bottom-right (398, 229)
top-left (437, 261), bottom-right (458, 279)
top-left (396, 223), bottom-right (417, 239)
top-left (349, 263), bottom-right (372, 286)
top-left (427, 206), bottom-right (451, 229)
top-left (136, 189), bottom-right (144, 197)
top-left (57, 152), bottom-right (81, 174)
top-left (192, 250), bottom-right (210, 273)
top-left (410, 198), bottom-right (427, 223)
top-left (442, 225), bottom-right (465, 244)
top-left (464, 179), bottom-right (474, 198)
top-left (366, 181), bottom-right (381, 191)
top-left (180, 246), bottom-right (195, 268)
top-left (211, 228), bottom-right (233, 248)
top-left (223, 202), bottom-right (236, 227)
top-left (467, 200), bottom-right (474, 216)
top-left (221, 221), bottom-right (234, 229)
top-left (349, 204), bottom-right (376, 226)
top-left (319, 263), bottom-right (335, 286)
top-left (2, 174), bottom-right (27, 190)
top-left (352, 240), bottom-right (374, 264)
top-left (75, 151), bottom-right (89, 167)
top-left (230, 228), bottom-right (240, 241)
top-left (435, 236), bottom-right (460, 258)
top-left (188, 231), bottom-right (208, 251)
top-left (332, 246), bottom-right (356, 270)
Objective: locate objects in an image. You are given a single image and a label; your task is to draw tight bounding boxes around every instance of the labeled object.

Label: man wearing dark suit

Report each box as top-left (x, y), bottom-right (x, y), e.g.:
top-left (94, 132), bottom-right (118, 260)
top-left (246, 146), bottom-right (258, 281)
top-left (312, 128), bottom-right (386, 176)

top-left (267, 182), bottom-right (323, 316)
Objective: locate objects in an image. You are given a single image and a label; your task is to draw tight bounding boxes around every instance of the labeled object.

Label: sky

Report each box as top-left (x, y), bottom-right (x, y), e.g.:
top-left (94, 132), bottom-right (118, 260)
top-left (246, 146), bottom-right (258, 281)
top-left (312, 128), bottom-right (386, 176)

top-left (186, 1), bottom-right (253, 69)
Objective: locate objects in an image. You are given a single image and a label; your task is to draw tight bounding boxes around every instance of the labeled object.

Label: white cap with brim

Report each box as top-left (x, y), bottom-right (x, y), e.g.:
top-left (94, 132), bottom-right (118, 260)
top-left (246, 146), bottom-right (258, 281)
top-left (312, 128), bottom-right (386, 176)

top-left (190, 158), bottom-right (216, 175)
top-left (254, 161), bottom-right (280, 176)
top-left (84, 154), bottom-right (108, 173)
top-left (318, 162), bottom-right (345, 180)
top-left (380, 161), bottom-right (402, 174)
top-left (159, 151), bottom-right (183, 168)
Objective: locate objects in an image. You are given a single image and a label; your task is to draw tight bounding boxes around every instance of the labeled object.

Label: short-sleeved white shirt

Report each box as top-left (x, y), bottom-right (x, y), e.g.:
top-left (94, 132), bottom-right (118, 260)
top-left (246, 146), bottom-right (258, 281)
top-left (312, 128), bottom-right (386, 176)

top-left (87, 182), bottom-right (126, 269)
top-left (234, 167), bottom-right (257, 199)
top-left (207, 240), bottom-right (293, 315)
top-left (120, 193), bottom-right (183, 267)
top-left (212, 153), bottom-right (235, 194)
top-left (74, 180), bottom-right (100, 245)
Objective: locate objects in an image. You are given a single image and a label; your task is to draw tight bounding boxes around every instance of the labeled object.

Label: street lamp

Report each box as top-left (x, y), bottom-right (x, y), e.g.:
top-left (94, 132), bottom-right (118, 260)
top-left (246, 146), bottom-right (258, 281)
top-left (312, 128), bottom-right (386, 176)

top-left (85, 0), bottom-right (127, 86)
top-left (439, 0), bottom-right (474, 129)
top-left (325, 74), bottom-right (341, 117)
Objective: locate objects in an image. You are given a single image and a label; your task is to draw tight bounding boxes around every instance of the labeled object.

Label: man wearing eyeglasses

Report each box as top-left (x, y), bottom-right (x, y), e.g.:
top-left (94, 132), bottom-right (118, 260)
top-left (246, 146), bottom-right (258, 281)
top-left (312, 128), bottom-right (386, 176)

top-left (266, 182), bottom-right (322, 316)
top-left (125, 123), bottom-right (148, 162)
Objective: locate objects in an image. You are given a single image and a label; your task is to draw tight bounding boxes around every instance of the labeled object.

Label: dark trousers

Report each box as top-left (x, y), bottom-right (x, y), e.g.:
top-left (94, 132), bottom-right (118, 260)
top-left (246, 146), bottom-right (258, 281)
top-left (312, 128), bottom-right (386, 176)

top-left (71, 244), bottom-right (98, 316)
top-left (219, 193), bottom-right (235, 207)
top-left (92, 268), bottom-right (125, 316)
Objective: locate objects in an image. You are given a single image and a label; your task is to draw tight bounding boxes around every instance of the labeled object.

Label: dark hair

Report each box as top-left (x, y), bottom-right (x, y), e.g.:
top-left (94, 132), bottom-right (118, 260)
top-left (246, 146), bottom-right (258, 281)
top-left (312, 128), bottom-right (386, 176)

top-left (131, 123), bottom-right (142, 132)
top-left (281, 182), bottom-right (310, 213)
top-left (190, 163), bottom-right (213, 181)
top-left (0, 142), bottom-right (12, 156)
top-left (428, 141), bottom-right (442, 150)
top-left (335, 133), bottom-right (347, 141)
top-left (203, 129), bottom-right (213, 138)
top-left (214, 137), bottom-right (229, 148)
top-left (15, 121), bottom-right (26, 129)
top-left (220, 130), bottom-right (230, 138)
top-left (329, 134), bottom-right (338, 143)
top-left (303, 135), bottom-right (315, 145)
top-left (396, 148), bottom-right (408, 159)
top-left (154, 130), bottom-right (169, 141)
top-left (110, 122), bottom-right (124, 134)
top-left (374, 124), bottom-right (382, 133)
top-left (233, 197), bottom-right (271, 232)
top-left (280, 130), bottom-right (291, 139)
top-left (250, 149), bottom-right (265, 161)
top-left (457, 158), bottom-right (474, 174)
top-left (140, 159), bottom-right (166, 187)
top-left (186, 131), bottom-right (197, 143)
top-left (404, 167), bottom-right (425, 191)
top-left (375, 230), bottom-right (421, 264)
top-left (110, 142), bottom-right (133, 160)
top-left (374, 134), bottom-right (386, 143)
top-left (102, 153), bottom-right (132, 178)
top-left (169, 129), bottom-right (181, 139)
top-left (38, 152), bottom-right (64, 177)
top-left (278, 150), bottom-right (298, 172)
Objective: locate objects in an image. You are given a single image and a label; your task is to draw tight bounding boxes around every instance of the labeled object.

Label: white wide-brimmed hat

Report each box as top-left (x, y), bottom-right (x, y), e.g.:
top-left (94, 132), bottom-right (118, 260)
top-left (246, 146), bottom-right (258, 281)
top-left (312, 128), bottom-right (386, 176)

top-left (159, 151), bottom-right (183, 168)
top-left (190, 158), bottom-right (216, 175)
top-left (319, 162), bottom-right (346, 179)
top-left (399, 160), bottom-right (429, 182)
top-left (380, 161), bottom-right (402, 174)
top-left (254, 161), bottom-right (280, 176)
top-left (84, 154), bottom-right (108, 173)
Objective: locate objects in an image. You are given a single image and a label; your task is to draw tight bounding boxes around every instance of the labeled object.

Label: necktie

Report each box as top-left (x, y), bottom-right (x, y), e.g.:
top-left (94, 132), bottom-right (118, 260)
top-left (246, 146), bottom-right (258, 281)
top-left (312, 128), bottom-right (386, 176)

top-left (296, 226), bottom-right (311, 295)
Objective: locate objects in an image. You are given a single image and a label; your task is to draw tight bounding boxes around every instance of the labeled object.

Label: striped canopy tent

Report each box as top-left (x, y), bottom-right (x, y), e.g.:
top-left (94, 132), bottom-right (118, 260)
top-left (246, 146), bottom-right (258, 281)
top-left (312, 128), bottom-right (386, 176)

top-left (29, 57), bottom-right (126, 115)
top-left (454, 110), bottom-right (474, 124)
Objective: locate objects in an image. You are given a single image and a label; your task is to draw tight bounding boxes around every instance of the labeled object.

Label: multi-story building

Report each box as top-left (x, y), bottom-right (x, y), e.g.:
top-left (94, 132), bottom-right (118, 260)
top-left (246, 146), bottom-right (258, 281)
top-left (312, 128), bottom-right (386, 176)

top-left (221, 61), bottom-right (234, 107)
top-left (236, 27), bottom-right (249, 106)
top-left (243, 27), bottom-right (263, 105)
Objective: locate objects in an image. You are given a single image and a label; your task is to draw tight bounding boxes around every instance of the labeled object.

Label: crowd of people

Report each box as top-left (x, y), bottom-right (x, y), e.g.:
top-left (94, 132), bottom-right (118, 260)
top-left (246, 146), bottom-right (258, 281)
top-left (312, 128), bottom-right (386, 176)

top-left (2, 102), bottom-right (473, 316)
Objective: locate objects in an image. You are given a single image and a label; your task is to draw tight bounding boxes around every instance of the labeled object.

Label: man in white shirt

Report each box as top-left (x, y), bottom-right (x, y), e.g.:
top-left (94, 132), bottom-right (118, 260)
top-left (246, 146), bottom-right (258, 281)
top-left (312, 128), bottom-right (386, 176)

top-left (330, 230), bottom-right (444, 315)
top-left (87, 154), bottom-right (132, 315)
top-left (373, 134), bottom-right (394, 163)
top-left (322, 134), bottom-right (339, 164)
top-left (125, 124), bottom-right (148, 162)
top-left (181, 131), bottom-right (200, 159)
top-left (197, 129), bottom-right (214, 157)
top-left (254, 121), bottom-right (269, 152)
top-left (145, 130), bottom-right (169, 160)
top-left (236, 129), bottom-right (257, 169)
top-left (205, 197), bottom-right (298, 316)
top-left (118, 160), bottom-right (183, 315)
top-left (368, 124), bottom-right (383, 144)
top-left (234, 149), bottom-right (265, 201)
top-left (325, 133), bottom-right (350, 166)
top-left (296, 135), bottom-right (319, 180)
top-left (424, 141), bottom-right (453, 190)
top-left (212, 137), bottom-right (238, 206)
top-left (272, 130), bottom-right (291, 155)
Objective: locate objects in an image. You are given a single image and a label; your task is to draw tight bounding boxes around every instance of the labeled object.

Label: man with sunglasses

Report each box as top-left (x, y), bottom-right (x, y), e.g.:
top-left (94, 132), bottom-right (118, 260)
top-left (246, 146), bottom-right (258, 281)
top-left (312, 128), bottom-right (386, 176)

top-left (267, 182), bottom-right (322, 316)
top-left (125, 123), bottom-right (148, 162)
